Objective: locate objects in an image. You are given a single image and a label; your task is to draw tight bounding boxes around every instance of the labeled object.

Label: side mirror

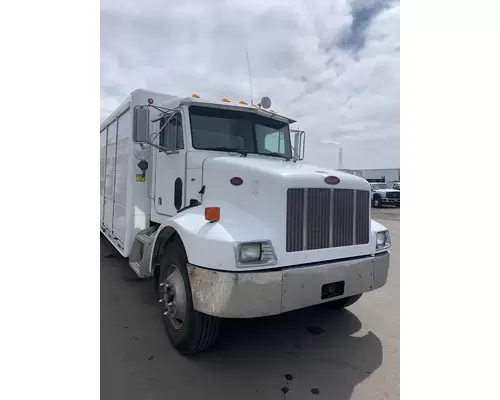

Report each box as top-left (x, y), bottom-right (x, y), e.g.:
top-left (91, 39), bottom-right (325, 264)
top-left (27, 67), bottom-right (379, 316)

top-left (291, 129), bottom-right (305, 161)
top-left (133, 106), bottom-right (150, 143)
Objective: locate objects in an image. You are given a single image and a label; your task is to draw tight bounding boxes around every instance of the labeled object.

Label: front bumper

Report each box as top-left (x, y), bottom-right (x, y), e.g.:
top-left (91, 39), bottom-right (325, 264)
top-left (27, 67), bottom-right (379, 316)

top-left (187, 252), bottom-right (390, 318)
top-left (381, 198), bottom-right (400, 204)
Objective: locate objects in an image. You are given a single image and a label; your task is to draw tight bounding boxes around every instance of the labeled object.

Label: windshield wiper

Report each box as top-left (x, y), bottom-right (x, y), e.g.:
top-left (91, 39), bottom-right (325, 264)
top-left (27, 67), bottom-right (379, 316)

top-left (260, 152), bottom-right (291, 161)
top-left (210, 147), bottom-right (248, 157)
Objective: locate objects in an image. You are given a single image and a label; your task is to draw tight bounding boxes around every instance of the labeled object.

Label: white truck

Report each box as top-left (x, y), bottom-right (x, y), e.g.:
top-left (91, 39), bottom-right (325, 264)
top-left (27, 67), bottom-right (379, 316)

top-left (100, 89), bottom-right (391, 355)
top-left (370, 182), bottom-right (401, 208)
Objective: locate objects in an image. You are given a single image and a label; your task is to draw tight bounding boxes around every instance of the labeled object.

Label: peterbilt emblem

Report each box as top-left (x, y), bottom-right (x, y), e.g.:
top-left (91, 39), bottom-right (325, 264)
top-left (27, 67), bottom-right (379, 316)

top-left (230, 177), bottom-right (243, 186)
top-left (324, 176), bottom-right (340, 185)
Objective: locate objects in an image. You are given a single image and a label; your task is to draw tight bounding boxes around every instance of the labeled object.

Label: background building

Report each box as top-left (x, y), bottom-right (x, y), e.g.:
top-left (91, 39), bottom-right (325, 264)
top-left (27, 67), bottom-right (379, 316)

top-left (339, 168), bottom-right (400, 183)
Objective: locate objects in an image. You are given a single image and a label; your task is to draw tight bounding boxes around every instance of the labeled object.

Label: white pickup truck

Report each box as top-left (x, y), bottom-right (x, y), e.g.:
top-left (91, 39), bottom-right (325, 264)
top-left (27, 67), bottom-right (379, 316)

top-left (370, 183), bottom-right (400, 208)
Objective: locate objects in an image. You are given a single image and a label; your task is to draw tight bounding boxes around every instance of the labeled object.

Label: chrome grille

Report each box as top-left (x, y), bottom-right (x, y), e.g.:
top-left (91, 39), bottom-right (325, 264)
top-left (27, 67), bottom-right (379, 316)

top-left (306, 189), bottom-right (331, 250)
top-left (355, 190), bottom-right (370, 245)
top-left (286, 188), bottom-right (370, 252)
top-left (386, 191), bottom-right (400, 199)
top-left (286, 188), bottom-right (304, 253)
top-left (332, 189), bottom-right (354, 247)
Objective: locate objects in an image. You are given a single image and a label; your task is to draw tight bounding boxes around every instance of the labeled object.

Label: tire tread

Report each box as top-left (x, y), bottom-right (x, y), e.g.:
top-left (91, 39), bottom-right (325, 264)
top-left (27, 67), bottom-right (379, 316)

top-left (161, 237), bottom-right (220, 355)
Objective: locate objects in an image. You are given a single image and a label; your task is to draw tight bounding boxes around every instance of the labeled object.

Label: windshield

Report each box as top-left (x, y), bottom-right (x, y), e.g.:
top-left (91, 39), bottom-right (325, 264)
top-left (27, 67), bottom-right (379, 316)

top-left (371, 183), bottom-right (389, 190)
top-left (189, 106), bottom-right (292, 159)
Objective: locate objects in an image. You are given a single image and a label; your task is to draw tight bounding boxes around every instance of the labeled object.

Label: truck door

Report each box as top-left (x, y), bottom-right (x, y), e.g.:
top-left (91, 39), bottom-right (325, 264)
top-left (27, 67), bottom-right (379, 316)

top-left (154, 112), bottom-right (187, 216)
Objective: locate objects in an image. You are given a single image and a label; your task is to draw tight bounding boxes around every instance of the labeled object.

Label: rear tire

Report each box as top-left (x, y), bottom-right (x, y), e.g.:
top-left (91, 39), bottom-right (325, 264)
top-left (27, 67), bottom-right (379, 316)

top-left (158, 237), bottom-right (220, 355)
top-left (322, 294), bottom-right (362, 309)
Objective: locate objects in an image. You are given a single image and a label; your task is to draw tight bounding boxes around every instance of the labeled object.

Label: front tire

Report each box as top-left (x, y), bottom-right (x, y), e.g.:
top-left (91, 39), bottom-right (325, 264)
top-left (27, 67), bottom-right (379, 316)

top-left (158, 237), bottom-right (220, 355)
top-left (372, 197), bottom-right (381, 208)
top-left (322, 294), bottom-right (362, 309)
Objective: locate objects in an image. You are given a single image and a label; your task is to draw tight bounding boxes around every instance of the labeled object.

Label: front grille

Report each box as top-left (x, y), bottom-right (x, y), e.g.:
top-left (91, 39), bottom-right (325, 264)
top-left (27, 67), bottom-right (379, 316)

top-left (286, 188), bottom-right (370, 252)
top-left (386, 191), bottom-right (400, 199)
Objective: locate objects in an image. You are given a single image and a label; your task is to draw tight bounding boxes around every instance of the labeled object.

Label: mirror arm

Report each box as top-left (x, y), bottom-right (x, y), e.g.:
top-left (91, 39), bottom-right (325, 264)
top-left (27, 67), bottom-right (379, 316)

top-left (151, 108), bottom-right (179, 123)
top-left (149, 104), bottom-right (178, 115)
top-left (146, 137), bottom-right (179, 155)
top-left (149, 130), bottom-right (161, 144)
top-left (149, 111), bottom-right (180, 151)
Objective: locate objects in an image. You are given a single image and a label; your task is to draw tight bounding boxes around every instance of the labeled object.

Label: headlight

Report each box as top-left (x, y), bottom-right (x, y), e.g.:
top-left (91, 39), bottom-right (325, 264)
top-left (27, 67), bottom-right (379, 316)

top-left (240, 243), bottom-right (261, 262)
top-left (235, 241), bottom-right (277, 267)
top-left (376, 230), bottom-right (391, 250)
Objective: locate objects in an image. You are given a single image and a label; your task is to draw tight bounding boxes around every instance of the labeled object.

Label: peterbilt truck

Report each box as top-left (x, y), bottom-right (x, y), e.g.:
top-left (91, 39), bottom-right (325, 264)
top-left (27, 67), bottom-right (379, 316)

top-left (100, 89), bottom-right (391, 355)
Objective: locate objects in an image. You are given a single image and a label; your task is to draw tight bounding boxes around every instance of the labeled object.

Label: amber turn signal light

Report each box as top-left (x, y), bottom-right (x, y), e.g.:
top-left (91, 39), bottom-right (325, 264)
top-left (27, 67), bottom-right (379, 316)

top-left (205, 207), bottom-right (220, 222)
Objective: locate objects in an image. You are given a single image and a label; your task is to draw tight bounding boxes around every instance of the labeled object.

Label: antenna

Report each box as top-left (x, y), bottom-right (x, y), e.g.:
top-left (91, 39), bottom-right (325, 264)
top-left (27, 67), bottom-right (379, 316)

top-left (245, 46), bottom-right (254, 105)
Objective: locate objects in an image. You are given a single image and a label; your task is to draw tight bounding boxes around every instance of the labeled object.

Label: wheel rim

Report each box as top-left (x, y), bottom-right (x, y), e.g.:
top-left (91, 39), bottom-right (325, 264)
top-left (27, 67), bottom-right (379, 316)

top-left (374, 199), bottom-right (379, 207)
top-left (160, 264), bottom-right (187, 330)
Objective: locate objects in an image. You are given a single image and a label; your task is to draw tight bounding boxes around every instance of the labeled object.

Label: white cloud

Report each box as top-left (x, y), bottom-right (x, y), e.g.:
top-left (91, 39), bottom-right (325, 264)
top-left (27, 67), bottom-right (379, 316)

top-left (101, 0), bottom-right (400, 169)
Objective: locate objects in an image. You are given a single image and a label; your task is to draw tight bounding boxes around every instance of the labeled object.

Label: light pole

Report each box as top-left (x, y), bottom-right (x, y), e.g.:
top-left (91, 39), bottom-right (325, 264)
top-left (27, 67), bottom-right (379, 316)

top-left (321, 140), bottom-right (343, 169)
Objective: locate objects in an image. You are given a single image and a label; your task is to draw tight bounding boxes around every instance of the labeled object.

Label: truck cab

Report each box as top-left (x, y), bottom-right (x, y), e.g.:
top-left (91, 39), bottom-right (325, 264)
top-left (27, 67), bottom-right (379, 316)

top-left (101, 90), bottom-right (391, 355)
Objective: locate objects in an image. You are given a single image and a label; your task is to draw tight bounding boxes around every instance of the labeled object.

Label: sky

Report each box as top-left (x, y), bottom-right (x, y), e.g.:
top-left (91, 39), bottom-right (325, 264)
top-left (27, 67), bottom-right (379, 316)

top-left (100, 0), bottom-right (400, 170)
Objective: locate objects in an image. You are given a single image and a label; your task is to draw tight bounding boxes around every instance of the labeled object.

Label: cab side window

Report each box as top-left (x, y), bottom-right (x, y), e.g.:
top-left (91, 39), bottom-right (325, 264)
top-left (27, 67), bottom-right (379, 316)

top-left (159, 113), bottom-right (184, 150)
top-left (255, 125), bottom-right (287, 155)
top-left (264, 131), bottom-right (286, 154)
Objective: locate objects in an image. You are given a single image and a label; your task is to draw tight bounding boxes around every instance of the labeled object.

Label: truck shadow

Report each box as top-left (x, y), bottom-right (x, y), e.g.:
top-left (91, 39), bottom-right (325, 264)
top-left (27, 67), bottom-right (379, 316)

top-left (193, 307), bottom-right (383, 399)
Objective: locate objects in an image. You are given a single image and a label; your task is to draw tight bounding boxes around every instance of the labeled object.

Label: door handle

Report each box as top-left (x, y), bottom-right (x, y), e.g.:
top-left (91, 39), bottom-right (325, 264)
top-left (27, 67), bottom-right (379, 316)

top-left (158, 197), bottom-right (162, 205)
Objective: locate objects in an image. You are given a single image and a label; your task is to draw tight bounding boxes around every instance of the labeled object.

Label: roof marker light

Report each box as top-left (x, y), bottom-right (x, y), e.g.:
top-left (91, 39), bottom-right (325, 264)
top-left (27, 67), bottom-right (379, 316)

top-left (239, 100), bottom-right (248, 105)
top-left (192, 93), bottom-right (200, 98)
top-left (221, 97), bottom-right (231, 102)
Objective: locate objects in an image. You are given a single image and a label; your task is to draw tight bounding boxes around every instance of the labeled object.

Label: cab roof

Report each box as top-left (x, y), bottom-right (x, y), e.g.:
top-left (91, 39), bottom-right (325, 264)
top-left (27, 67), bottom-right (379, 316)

top-left (159, 96), bottom-right (296, 125)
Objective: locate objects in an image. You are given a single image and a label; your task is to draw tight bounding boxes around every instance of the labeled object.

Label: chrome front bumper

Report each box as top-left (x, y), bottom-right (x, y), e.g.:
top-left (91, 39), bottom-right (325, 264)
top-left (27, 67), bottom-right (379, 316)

top-left (187, 252), bottom-right (390, 318)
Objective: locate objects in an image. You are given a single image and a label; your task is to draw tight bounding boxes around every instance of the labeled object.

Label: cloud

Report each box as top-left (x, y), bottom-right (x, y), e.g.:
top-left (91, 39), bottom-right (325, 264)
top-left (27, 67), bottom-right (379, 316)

top-left (101, 0), bottom-right (400, 169)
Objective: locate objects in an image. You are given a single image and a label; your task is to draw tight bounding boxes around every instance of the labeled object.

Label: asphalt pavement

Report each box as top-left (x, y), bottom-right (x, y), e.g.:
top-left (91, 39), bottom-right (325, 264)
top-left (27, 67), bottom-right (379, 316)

top-left (101, 209), bottom-right (399, 400)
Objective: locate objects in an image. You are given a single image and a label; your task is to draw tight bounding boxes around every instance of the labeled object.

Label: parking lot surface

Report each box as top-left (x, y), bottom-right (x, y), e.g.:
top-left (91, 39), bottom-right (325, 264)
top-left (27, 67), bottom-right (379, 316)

top-left (101, 212), bottom-right (399, 400)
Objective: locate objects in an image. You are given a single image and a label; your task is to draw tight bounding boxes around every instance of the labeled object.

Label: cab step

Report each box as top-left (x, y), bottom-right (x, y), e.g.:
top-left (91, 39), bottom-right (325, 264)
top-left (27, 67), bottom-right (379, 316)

top-left (136, 233), bottom-right (153, 245)
top-left (128, 226), bottom-right (160, 278)
top-left (129, 261), bottom-right (141, 275)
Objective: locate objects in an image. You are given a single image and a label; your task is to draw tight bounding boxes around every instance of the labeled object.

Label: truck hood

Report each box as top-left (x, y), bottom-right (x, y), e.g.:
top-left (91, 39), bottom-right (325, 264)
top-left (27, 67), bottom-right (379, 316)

top-left (197, 155), bottom-right (376, 267)
top-left (202, 156), bottom-right (371, 192)
top-left (375, 189), bottom-right (400, 193)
